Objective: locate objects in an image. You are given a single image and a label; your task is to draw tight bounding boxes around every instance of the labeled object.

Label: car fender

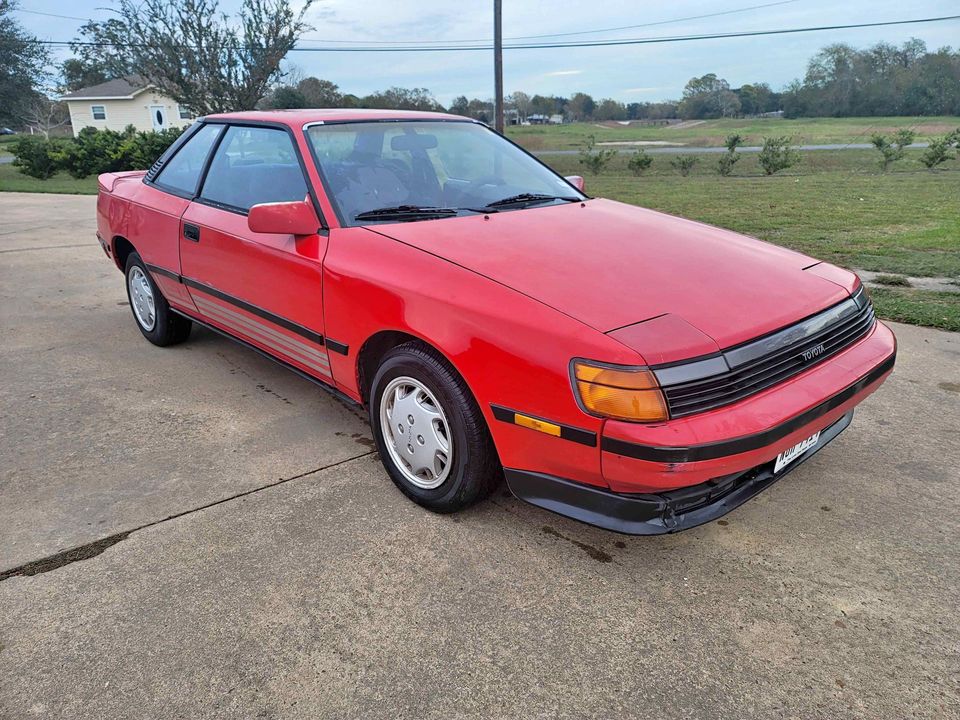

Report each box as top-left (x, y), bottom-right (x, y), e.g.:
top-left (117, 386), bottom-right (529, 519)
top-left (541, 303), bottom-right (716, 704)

top-left (322, 226), bottom-right (646, 487)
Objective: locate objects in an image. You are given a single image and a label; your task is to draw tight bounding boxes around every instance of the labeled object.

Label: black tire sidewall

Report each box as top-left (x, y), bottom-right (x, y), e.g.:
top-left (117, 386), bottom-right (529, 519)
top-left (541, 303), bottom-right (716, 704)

top-left (124, 252), bottom-right (173, 345)
top-left (369, 349), bottom-right (481, 510)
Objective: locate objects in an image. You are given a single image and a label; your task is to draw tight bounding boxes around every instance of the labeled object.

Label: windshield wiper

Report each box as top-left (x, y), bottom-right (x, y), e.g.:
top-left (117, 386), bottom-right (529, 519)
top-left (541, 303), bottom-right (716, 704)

top-left (484, 193), bottom-right (580, 209)
top-left (354, 205), bottom-right (458, 222)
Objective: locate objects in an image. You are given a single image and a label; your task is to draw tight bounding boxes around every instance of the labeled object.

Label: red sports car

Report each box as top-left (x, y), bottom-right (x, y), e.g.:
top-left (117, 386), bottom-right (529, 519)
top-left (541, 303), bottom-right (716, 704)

top-left (96, 109), bottom-right (896, 534)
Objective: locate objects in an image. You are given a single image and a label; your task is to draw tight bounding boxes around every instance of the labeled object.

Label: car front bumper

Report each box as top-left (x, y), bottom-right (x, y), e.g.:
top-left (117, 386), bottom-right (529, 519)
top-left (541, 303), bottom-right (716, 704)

top-left (506, 410), bottom-right (854, 535)
top-left (504, 320), bottom-right (896, 534)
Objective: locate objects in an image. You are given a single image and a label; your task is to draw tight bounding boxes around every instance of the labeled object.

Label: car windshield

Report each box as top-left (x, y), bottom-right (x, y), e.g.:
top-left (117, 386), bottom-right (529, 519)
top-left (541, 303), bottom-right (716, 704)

top-left (305, 120), bottom-right (585, 225)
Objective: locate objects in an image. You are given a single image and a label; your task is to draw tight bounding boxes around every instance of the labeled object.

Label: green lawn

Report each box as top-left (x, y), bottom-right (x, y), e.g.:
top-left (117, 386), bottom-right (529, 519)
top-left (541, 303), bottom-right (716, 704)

top-left (0, 164), bottom-right (97, 194)
top-left (508, 116), bottom-right (960, 150)
top-left (868, 288), bottom-right (960, 332)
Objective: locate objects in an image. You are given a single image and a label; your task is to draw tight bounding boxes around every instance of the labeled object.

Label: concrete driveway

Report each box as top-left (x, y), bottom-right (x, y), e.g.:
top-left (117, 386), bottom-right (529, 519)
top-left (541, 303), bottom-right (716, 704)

top-left (1, 192), bottom-right (958, 719)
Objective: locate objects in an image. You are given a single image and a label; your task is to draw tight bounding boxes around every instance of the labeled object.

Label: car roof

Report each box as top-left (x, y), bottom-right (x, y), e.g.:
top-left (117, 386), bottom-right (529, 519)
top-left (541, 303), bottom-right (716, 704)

top-left (201, 109), bottom-right (473, 126)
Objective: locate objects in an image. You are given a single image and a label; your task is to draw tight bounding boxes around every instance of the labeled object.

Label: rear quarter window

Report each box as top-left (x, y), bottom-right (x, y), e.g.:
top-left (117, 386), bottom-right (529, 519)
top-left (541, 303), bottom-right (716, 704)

top-left (153, 124), bottom-right (222, 196)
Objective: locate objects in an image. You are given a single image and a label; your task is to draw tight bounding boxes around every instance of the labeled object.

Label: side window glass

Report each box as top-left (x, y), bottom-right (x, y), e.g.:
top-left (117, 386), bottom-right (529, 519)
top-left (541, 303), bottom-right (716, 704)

top-left (200, 126), bottom-right (308, 212)
top-left (154, 123), bottom-right (221, 195)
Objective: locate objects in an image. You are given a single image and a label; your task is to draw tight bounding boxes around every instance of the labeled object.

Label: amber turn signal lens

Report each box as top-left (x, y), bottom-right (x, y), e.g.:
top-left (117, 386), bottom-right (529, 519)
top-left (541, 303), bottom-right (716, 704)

top-left (573, 361), bottom-right (669, 422)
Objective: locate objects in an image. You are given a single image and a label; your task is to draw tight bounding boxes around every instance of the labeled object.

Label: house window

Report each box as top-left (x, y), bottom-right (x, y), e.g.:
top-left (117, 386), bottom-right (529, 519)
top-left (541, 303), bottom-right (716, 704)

top-left (91, 105), bottom-right (106, 120)
top-left (178, 106), bottom-right (193, 120)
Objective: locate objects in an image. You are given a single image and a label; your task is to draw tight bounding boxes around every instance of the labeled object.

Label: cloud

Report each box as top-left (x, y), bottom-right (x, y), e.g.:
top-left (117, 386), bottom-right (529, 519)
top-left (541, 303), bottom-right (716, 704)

top-left (623, 87), bottom-right (661, 94)
top-left (543, 70), bottom-right (583, 77)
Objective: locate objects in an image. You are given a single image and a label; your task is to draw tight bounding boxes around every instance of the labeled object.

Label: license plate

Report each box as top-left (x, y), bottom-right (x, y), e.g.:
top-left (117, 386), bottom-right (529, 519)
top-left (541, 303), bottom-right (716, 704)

top-left (774, 430), bottom-right (821, 473)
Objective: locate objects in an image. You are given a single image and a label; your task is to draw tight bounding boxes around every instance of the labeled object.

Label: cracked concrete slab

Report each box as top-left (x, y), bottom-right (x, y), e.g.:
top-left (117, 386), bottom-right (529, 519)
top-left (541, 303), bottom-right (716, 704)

top-left (1, 193), bottom-right (958, 719)
top-left (0, 193), bottom-right (370, 569)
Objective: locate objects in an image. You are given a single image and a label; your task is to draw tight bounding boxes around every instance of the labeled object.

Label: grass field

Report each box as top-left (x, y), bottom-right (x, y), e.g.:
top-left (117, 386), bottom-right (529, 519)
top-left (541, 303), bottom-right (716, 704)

top-left (1, 133), bottom-right (957, 331)
top-left (507, 116), bottom-right (960, 150)
top-left (0, 164), bottom-right (98, 194)
top-left (867, 288), bottom-right (960, 332)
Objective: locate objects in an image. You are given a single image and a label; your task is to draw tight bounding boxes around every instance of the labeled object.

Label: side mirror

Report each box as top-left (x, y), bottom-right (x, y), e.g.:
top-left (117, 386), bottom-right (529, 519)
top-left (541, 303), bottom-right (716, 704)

top-left (248, 200), bottom-right (319, 236)
top-left (565, 175), bottom-right (585, 192)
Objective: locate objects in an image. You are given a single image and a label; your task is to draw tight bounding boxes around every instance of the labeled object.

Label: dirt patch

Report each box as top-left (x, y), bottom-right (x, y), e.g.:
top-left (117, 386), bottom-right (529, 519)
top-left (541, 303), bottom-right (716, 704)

top-left (900, 122), bottom-right (958, 135)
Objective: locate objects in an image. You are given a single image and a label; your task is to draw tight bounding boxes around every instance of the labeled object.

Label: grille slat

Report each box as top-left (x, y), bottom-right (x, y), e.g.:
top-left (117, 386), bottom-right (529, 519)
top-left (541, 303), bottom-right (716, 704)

top-left (663, 297), bottom-right (875, 418)
top-left (666, 306), bottom-right (873, 400)
top-left (666, 310), bottom-right (875, 406)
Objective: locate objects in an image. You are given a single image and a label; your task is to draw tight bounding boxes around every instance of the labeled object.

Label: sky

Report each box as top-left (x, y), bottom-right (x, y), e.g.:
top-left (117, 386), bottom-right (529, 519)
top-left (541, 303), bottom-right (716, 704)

top-left (14, 0), bottom-right (960, 104)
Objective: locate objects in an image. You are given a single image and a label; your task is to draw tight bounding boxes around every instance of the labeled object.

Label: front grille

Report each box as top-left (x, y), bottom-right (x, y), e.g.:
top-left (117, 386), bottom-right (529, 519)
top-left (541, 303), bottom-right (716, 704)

top-left (659, 290), bottom-right (875, 418)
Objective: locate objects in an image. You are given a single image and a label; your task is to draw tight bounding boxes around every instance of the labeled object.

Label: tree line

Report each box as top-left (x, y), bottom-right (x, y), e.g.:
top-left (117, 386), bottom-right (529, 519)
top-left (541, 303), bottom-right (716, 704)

top-left (249, 39), bottom-right (960, 122)
top-left (2, 0), bottom-right (959, 135)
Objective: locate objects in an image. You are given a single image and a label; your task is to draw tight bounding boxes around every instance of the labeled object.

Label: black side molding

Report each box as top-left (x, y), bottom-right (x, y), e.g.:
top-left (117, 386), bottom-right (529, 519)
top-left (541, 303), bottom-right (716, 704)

top-left (325, 338), bottom-right (349, 356)
top-left (144, 263), bottom-right (180, 282)
top-left (143, 263), bottom-right (326, 347)
top-left (506, 411), bottom-right (854, 535)
top-left (602, 351), bottom-right (895, 464)
top-left (491, 404), bottom-right (597, 447)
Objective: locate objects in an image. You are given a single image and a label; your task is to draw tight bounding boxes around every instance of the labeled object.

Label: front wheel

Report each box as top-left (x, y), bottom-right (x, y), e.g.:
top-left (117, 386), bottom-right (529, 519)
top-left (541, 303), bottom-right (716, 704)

top-left (125, 252), bottom-right (191, 346)
top-left (370, 343), bottom-right (500, 513)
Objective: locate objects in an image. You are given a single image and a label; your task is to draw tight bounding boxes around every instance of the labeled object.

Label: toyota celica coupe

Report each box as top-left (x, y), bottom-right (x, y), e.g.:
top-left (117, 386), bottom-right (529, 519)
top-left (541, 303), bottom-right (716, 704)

top-left (96, 109), bottom-right (896, 534)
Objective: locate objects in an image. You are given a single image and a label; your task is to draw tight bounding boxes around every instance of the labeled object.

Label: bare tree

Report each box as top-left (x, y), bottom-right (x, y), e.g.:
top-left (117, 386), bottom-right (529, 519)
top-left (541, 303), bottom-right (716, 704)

top-left (22, 95), bottom-right (70, 138)
top-left (72, 0), bottom-right (314, 114)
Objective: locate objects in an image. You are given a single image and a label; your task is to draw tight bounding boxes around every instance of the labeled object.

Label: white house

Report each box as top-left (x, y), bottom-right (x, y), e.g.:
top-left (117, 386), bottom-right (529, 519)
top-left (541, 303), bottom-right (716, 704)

top-left (61, 76), bottom-right (195, 136)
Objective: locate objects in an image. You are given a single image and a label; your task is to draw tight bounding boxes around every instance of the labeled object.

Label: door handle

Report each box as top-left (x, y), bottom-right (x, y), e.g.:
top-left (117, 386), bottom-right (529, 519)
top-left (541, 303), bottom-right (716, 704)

top-left (183, 223), bottom-right (200, 242)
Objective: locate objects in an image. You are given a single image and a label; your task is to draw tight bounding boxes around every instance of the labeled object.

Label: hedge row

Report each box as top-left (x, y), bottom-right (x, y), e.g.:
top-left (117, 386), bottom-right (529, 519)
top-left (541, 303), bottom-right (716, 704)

top-left (12, 125), bottom-right (186, 180)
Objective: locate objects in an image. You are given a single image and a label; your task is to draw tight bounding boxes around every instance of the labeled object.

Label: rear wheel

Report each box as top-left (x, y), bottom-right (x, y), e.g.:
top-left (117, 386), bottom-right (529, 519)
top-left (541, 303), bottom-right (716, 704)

top-left (370, 343), bottom-right (500, 513)
top-left (124, 252), bottom-right (191, 346)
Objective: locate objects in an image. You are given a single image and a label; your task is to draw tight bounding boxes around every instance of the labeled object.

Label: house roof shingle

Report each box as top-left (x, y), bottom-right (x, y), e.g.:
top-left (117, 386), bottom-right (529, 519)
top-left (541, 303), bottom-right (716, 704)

top-left (61, 76), bottom-right (151, 100)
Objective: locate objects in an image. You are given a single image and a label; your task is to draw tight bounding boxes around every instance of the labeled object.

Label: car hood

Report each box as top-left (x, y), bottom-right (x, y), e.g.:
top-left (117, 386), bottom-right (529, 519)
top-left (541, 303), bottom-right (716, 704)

top-left (371, 199), bottom-right (853, 358)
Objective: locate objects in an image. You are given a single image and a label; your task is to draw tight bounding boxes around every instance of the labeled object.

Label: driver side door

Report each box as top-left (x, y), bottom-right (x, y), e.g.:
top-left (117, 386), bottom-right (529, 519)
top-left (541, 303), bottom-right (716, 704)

top-left (180, 123), bottom-right (332, 382)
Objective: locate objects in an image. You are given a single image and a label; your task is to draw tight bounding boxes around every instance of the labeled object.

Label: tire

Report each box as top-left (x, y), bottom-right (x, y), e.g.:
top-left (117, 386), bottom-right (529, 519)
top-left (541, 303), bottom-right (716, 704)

top-left (369, 342), bottom-right (500, 513)
top-left (124, 251), bottom-right (191, 347)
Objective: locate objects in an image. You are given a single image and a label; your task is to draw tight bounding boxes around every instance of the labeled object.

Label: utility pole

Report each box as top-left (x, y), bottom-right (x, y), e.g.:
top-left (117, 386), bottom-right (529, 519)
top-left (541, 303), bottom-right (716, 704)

top-left (494, 0), bottom-right (504, 133)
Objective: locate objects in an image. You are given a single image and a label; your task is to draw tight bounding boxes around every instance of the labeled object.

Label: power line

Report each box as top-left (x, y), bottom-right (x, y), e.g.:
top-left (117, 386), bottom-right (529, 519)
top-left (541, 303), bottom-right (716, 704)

top-left (15, 0), bottom-right (803, 46)
top-left (11, 8), bottom-right (93, 22)
top-left (33, 15), bottom-right (960, 53)
top-left (296, 0), bottom-right (803, 45)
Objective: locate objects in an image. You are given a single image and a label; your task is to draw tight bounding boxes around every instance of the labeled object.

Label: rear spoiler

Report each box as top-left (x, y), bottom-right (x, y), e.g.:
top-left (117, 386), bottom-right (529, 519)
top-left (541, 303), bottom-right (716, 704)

top-left (97, 170), bottom-right (146, 193)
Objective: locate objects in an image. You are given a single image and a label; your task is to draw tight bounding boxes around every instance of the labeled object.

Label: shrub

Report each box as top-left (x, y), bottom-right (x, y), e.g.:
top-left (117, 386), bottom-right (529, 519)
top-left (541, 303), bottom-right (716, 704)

top-left (577, 135), bottom-right (617, 174)
top-left (920, 137), bottom-right (953, 170)
top-left (716, 152), bottom-right (739, 176)
top-left (871, 130), bottom-right (915, 171)
top-left (758, 136), bottom-right (800, 175)
top-left (11, 125), bottom-right (187, 180)
top-left (119, 126), bottom-right (186, 169)
top-left (670, 154), bottom-right (698, 176)
top-left (715, 133), bottom-right (744, 176)
top-left (724, 133), bottom-right (744, 152)
top-left (626, 149), bottom-right (653, 176)
top-left (54, 126), bottom-right (136, 178)
top-left (893, 128), bottom-right (916, 148)
top-left (11, 136), bottom-right (63, 179)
